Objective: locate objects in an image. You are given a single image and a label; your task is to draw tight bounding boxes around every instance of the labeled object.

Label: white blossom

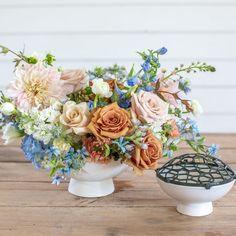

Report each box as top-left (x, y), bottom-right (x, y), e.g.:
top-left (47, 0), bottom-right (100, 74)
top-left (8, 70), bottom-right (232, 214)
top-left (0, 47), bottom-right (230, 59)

top-left (91, 78), bottom-right (112, 98)
top-left (0, 102), bottom-right (15, 116)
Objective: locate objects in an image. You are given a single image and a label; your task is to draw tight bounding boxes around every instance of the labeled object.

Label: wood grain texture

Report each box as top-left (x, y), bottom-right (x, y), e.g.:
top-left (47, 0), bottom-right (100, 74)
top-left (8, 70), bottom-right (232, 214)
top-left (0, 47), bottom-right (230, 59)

top-left (0, 134), bottom-right (235, 235)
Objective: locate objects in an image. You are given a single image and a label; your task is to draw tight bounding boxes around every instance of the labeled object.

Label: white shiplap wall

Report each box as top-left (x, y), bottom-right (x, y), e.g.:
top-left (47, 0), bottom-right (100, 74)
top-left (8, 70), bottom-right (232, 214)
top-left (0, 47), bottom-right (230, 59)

top-left (0, 0), bottom-right (235, 132)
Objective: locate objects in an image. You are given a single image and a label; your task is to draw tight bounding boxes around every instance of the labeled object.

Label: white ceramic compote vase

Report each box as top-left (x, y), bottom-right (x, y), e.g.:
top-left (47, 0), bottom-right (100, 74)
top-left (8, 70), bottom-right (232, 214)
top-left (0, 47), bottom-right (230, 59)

top-left (68, 160), bottom-right (129, 197)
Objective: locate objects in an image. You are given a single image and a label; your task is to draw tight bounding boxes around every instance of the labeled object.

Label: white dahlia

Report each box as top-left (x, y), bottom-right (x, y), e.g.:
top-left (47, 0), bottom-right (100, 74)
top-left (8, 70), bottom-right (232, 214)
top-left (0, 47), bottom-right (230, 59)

top-left (7, 63), bottom-right (67, 111)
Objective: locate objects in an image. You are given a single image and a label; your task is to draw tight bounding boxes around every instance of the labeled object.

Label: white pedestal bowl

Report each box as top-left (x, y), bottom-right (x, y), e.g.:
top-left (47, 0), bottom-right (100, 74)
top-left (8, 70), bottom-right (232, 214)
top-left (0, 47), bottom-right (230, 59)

top-left (156, 153), bottom-right (236, 217)
top-left (68, 161), bottom-right (129, 197)
top-left (157, 178), bottom-right (235, 216)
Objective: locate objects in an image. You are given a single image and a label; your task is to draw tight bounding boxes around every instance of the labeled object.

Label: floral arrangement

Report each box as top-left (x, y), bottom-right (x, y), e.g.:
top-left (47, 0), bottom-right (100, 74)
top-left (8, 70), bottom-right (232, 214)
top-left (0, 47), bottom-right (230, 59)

top-left (0, 45), bottom-right (218, 185)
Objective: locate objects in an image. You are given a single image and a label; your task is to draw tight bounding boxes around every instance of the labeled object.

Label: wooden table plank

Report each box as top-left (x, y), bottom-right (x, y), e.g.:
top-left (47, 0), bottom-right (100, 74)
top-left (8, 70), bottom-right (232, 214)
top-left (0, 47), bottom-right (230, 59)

top-left (0, 181), bottom-right (235, 208)
top-left (0, 207), bottom-right (235, 236)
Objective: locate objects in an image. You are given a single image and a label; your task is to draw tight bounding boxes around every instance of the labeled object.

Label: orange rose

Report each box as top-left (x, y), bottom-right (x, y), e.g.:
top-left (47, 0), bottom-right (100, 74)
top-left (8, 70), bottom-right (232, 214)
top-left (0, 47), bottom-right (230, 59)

top-left (87, 103), bottom-right (133, 142)
top-left (127, 131), bottom-right (162, 175)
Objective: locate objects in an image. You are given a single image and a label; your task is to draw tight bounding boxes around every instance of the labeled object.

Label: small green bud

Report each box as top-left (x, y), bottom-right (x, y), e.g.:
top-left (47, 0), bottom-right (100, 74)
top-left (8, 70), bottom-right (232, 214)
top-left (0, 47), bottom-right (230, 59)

top-left (0, 45), bottom-right (9, 54)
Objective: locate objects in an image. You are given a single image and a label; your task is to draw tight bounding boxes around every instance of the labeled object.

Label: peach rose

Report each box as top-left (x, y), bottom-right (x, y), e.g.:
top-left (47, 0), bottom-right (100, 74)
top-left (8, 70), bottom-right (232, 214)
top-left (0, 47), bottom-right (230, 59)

top-left (60, 69), bottom-right (88, 94)
top-left (87, 103), bottom-right (133, 142)
top-left (127, 131), bottom-right (162, 175)
top-left (131, 90), bottom-right (169, 123)
top-left (60, 101), bottom-right (90, 135)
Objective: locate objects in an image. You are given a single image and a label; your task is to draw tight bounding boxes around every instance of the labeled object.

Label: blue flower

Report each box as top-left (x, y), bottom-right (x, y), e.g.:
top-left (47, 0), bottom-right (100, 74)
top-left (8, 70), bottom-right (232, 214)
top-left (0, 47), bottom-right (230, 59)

top-left (207, 144), bottom-right (218, 156)
top-left (47, 147), bottom-right (60, 158)
top-left (127, 75), bottom-right (140, 86)
top-left (156, 47), bottom-right (167, 55)
top-left (141, 60), bottom-right (150, 72)
top-left (141, 73), bottom-right (148, 81)
top-left (188, 118), bottom-right (199, 133)
top-left (52, 176), bottom-right (62, 186)
top-left (118, 96), bottom-right (131, 108)
top-left (177, 118), bottom-right (200, 141)
top-left (151, 76), bottom-right (158, 83)
top-left (112, 137), bottom-right (129, 154)
top-left (179, 80), bottom-right (191, 94)
top-left (21, 135), bottom-right (49, 168)
top-left (115, 87), bottom-right (131, 108)
top-left (163, 149), bottom-right (174, 158)
top-left (87, 100), bottom-right (94, 111)
top-left (64, 149), bottom-right (86, 171)
top-left (141, 85), bottom-right (155, 92)
top-left (77, 146), bottom-right (89, 159)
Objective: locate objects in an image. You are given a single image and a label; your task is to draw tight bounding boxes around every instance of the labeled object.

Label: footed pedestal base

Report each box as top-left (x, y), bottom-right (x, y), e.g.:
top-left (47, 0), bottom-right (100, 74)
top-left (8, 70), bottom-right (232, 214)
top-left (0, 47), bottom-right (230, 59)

top-left (68, 178), bottom-right (115, 198)
top-left (177, 202), bottom-right (213, 216)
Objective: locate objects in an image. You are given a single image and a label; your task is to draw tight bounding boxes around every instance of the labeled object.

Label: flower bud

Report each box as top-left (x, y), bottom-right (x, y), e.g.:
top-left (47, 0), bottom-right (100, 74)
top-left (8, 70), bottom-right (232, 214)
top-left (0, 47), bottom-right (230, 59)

top-left (0, 102), bottom-right (15, 116)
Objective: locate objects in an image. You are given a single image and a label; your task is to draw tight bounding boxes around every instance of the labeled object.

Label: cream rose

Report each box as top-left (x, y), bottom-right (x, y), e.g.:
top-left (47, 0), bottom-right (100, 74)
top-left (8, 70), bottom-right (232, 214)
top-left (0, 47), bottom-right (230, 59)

top-left (131, 90), bottom-right (169, 123)
top-left (60, 69), bottom-right (89, 94)
top-left (91, 78), bottom-right (112, 98)
top-left (60, 101), bottom-right (90, 135)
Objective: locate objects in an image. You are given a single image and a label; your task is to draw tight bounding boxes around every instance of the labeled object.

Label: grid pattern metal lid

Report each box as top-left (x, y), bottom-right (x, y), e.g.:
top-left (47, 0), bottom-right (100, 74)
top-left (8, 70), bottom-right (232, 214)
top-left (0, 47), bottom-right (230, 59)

top-left (156, 153), bottom-right (236, 189)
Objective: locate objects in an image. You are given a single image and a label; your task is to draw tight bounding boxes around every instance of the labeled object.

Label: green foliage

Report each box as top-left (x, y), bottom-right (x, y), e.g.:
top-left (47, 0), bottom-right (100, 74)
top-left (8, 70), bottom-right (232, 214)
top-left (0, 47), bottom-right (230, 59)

top-left (0, 45), bottom-right (10, 54)
top-left (89, 64), bottom-right (127, 80)
top-left (0, 91), bottom-right (12, 103)
top-left (43, 53), bottom-right (56, 66)
top-left (163, 62), bottom-right (216, 81)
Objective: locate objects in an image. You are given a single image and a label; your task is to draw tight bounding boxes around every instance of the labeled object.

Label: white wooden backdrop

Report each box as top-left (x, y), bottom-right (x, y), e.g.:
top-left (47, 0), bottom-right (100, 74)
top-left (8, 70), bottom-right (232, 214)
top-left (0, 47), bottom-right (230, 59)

top-left (0, 0), bottom-right (235, 132)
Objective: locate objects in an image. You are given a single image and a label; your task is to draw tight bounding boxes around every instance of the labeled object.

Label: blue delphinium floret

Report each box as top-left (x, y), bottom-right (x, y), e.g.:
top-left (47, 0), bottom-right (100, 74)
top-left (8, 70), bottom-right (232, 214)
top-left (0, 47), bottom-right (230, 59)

top-left (64, 148), bottom-right (86, 172)
top-left (177, 118), bottom-right (200, 141)
top-left (21, 135), bottom-right (49, 168)
top-left (179, 79), bottom-right (191, 94)
top-left (112, 137), bottom-right (130, 154)
top-left (127, 75), bottom-right (140, 86)
top-left (141, 85), bottom-right (155, 92)
top-left (47, 147), bottom-right (60, 158)
top-left (141, 60), bottom-right (150, 72)
top-left (52, 175), bottom-right (62, 186)
top-left (115, 87), bottom-right (131, 109)
top-left (87, 100), bottom-right (94, 111)
top-left (156, 47), bottom-right (168, 55)
top-left (77, 146), bottom-right (89, 159)
top-left (207, 144), bottom-right (218, 156)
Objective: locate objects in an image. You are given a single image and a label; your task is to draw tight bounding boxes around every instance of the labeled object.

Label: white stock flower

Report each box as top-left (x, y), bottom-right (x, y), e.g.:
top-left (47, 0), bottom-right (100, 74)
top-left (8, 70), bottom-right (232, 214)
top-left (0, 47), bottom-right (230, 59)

top-left (0, 102), bottom-right (15, 116)
top-left (191, 100), bottom-right (203, 116)
top-left (91, 78), bottom-right (112, 98)
top-left (2, 124), bottom-right (22, 144)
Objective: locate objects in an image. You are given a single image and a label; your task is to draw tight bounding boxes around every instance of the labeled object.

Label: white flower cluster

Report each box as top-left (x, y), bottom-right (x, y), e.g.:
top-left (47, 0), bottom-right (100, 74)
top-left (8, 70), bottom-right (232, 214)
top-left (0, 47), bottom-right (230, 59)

top-left (18, 102), bottom-right (62, 144)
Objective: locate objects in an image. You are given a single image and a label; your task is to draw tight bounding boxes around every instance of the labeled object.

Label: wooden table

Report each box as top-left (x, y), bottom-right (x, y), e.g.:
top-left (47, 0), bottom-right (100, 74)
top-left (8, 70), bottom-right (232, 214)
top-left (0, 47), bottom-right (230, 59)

top-left (0, 134), bottom-right (235, 236)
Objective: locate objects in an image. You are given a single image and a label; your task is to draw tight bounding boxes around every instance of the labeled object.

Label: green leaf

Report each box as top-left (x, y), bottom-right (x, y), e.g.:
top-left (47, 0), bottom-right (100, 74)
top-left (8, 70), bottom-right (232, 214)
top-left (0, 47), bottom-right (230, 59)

top-left (93, 94), bottom-right (99, 108)
top-left (128, 64), bottom-right (134, 77)
top-left (49, 167), bottom-right (56, 177)
top-left (104, 144), bottom-right (110, 157)
top-left (125, 84), bottom-right (138, 98)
